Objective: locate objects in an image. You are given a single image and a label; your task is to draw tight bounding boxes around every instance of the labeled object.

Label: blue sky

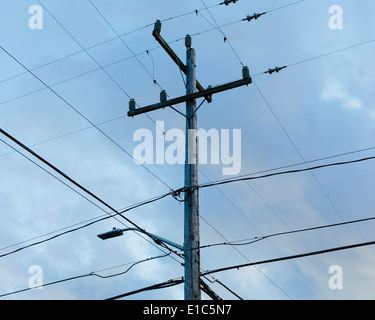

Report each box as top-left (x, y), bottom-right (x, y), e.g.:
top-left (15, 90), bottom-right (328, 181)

top-left (0, 0), bottom-right (375, 300)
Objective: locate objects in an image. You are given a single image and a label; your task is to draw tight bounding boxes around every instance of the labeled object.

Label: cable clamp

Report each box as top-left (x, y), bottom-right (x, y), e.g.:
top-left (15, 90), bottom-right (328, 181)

top-left (220, 0), bottom-right (238, 6)
top-left (243, 12), bottom-right (266, 22)
top-left (265, 66), bottom-right (287, 75)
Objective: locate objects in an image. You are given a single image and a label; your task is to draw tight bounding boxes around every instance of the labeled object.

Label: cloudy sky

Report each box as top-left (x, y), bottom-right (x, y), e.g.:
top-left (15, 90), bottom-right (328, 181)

top-left (0, 0), bottom-right (375, 300)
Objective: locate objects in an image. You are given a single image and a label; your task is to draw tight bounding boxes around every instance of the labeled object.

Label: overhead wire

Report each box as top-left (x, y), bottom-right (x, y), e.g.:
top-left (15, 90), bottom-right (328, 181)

top-left (208, 146), bottom-right (375, 186)
top-left (3, 145), bottom-right (372, 259)
top-left (196, 0), bottom-right (334, 299)
top-left (3, 32), bottom-right (373, 108)
top-left (0, 2), bottom-right (222, 88)
top-left (200, 0), bottom-right (244, 66)
top-left (34, 1), bottom-right (178, 195)
top-left (2, 0), bottom-right (374, 299)
top-left (0, 4), bottom-right (257, 293)
top-left (90, 0), bottom-right (293, 299)
top-left (252, 78), bottom-right (375, 269)
top-left (0, 251), bottom-right (171, 298)
top-left (196, 0), bottom-right (298, 300)
top-left (197, 155), bottom-right (375, 190)
top-left (106, 237), bottom-right (375, 299)
top-left (88, 0), bottom-right (164, 90)
top-left (2, 33), bottom-right (373, 298)
top-left (203, 275), bottom-right (243, 300)
top-left (202, 0), bottom-right (354, 266)
top-left (201, 239), bottom-right (375, 277)
top-left (4, 9), bottom-right (374, 111)
top-left (199, 214), bottom-right (375, 250)
top-left (0, 190), bottom-right (172, 259)
top-left (106, 278), bottom-right (185, 300)
top-left (0, 44), bottom-right (171, 190)
top-left (252, 37), bottom-right (375, 77)
top-left (0, 0), bottom-right (305, 103)
top-left (0, 128), bottom-right (182, 261)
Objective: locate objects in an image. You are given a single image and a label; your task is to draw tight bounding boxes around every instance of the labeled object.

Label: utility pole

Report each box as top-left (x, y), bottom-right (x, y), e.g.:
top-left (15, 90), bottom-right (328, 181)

top-left (127, 20), bottom-right (252, 300)
top-left (184, 38), bottom-right (201, 300)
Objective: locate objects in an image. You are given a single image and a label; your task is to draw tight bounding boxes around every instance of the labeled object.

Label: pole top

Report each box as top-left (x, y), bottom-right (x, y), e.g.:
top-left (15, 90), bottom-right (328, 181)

top-left (185, 34), bottom-right (192, 48)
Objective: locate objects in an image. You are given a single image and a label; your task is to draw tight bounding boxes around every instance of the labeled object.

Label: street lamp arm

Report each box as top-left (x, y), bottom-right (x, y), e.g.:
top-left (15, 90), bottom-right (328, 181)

top-left (97, 227), bottom-right (184, 251)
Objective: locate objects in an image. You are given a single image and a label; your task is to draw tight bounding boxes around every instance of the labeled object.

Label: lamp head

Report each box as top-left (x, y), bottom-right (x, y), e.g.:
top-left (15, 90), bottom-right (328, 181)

top-left (97, 227), bottom-right (124, 240)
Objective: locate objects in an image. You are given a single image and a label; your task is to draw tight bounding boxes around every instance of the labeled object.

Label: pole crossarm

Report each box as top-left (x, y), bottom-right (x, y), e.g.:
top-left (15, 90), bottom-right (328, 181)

top-left (152, 20), bottom-right (211, 102)
top-left (128, 76), bottom-right (252, 117)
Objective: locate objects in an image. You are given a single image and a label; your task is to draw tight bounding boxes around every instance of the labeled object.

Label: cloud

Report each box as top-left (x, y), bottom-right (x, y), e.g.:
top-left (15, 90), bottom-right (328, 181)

top-left (321, 79), bottom-right (362, 110)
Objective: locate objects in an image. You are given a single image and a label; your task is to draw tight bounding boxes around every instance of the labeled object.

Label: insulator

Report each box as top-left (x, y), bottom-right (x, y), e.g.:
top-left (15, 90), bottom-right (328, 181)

top-left (160, 90), bottom-right (167, 102)
top-left (129, 98), bottom-right (136, 111)
top-left (206, 85), bottom-right (213, 103)
top-left (154, 20), bottom-right (162, 34)
top-left (242, 66), bottom-right (250, 79)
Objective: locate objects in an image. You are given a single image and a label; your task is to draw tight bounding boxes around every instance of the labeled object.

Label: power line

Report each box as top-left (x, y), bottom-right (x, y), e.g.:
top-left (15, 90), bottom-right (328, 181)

top-left (195, 131), bottom-right (372, 298)
top-left (2, 9), bottom-right (285, 299)
top-left (200, 0), bottom-right (244, 66)
top-left (200, 214), bottom-right (375, 250)
top-left (106, 238), bottom-right (375, 299)
top-left (36, 0), bottom-right (134, 99)
top-left (3, 0), bottom-right (373, 300)
top-left (88, 0), bottom-right (163, 90)
top-left (253, 79), bottom-right (346, 224)
top-left (108, 238), bottom-right (375, 298)
top-left (35, 1), bottom-right (178, 196)
top-left (203, 275), bottom-right (243, 300)
top-left (0, 44), bottom-right (171, 191)
top-left (0, 252), bottom-right (171, 298)
top-left (0, 190), bottom-right (172, 255)
top-left (0, 47), bottom-right (355, 300)
top-left (0, 2), bottom-right (222, 88)
top-left (0, 127), bottom-right (181, 258)
top-left (106, 278), bottom-right (185, 300)
top-left (0, 137), bottom-right (113, 218)
top-left (201, 239), bottom-right (375, 277)
top-left (2, 10), bottom-right (264, 298)
top-left (252, 79), bottom-right (375, 270)
top-left (0, 191), bottom-right (171, 259)
top-left (1, 33), bottom-right (374, 300)
top-left (197, 155), bottom-right (375, 190)
top-left (266, 0), bottom-right (305, 13)
top-left (0, 127), bottom-right (139, 229)
top-left (3, 33), bottom-right (375, 108)
top-left (4, 19), bottom-right (374, 110)
top-left (107, 237), bottom-right (375, 298)
top-left (3, 138), bottom-right (372, 262)
top-left (0, 115), bottom-right (126, 159)
top-left (0, 0), bottom-right (305, 97)
top-left (254, 37), bottom-right (375, 77)
top-left (209, 146), bottom-right (375, 186)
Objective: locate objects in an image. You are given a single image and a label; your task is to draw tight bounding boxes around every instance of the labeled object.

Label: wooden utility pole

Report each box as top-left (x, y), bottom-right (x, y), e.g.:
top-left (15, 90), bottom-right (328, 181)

top-left (184, 39), bottom-right (201, 300)
top-left (127, 20), bottom-right (252, 300)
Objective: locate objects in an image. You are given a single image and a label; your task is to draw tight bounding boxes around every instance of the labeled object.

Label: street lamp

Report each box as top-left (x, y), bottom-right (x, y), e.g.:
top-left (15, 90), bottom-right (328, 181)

top-left (97, 227), bottom-right (184, 251)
